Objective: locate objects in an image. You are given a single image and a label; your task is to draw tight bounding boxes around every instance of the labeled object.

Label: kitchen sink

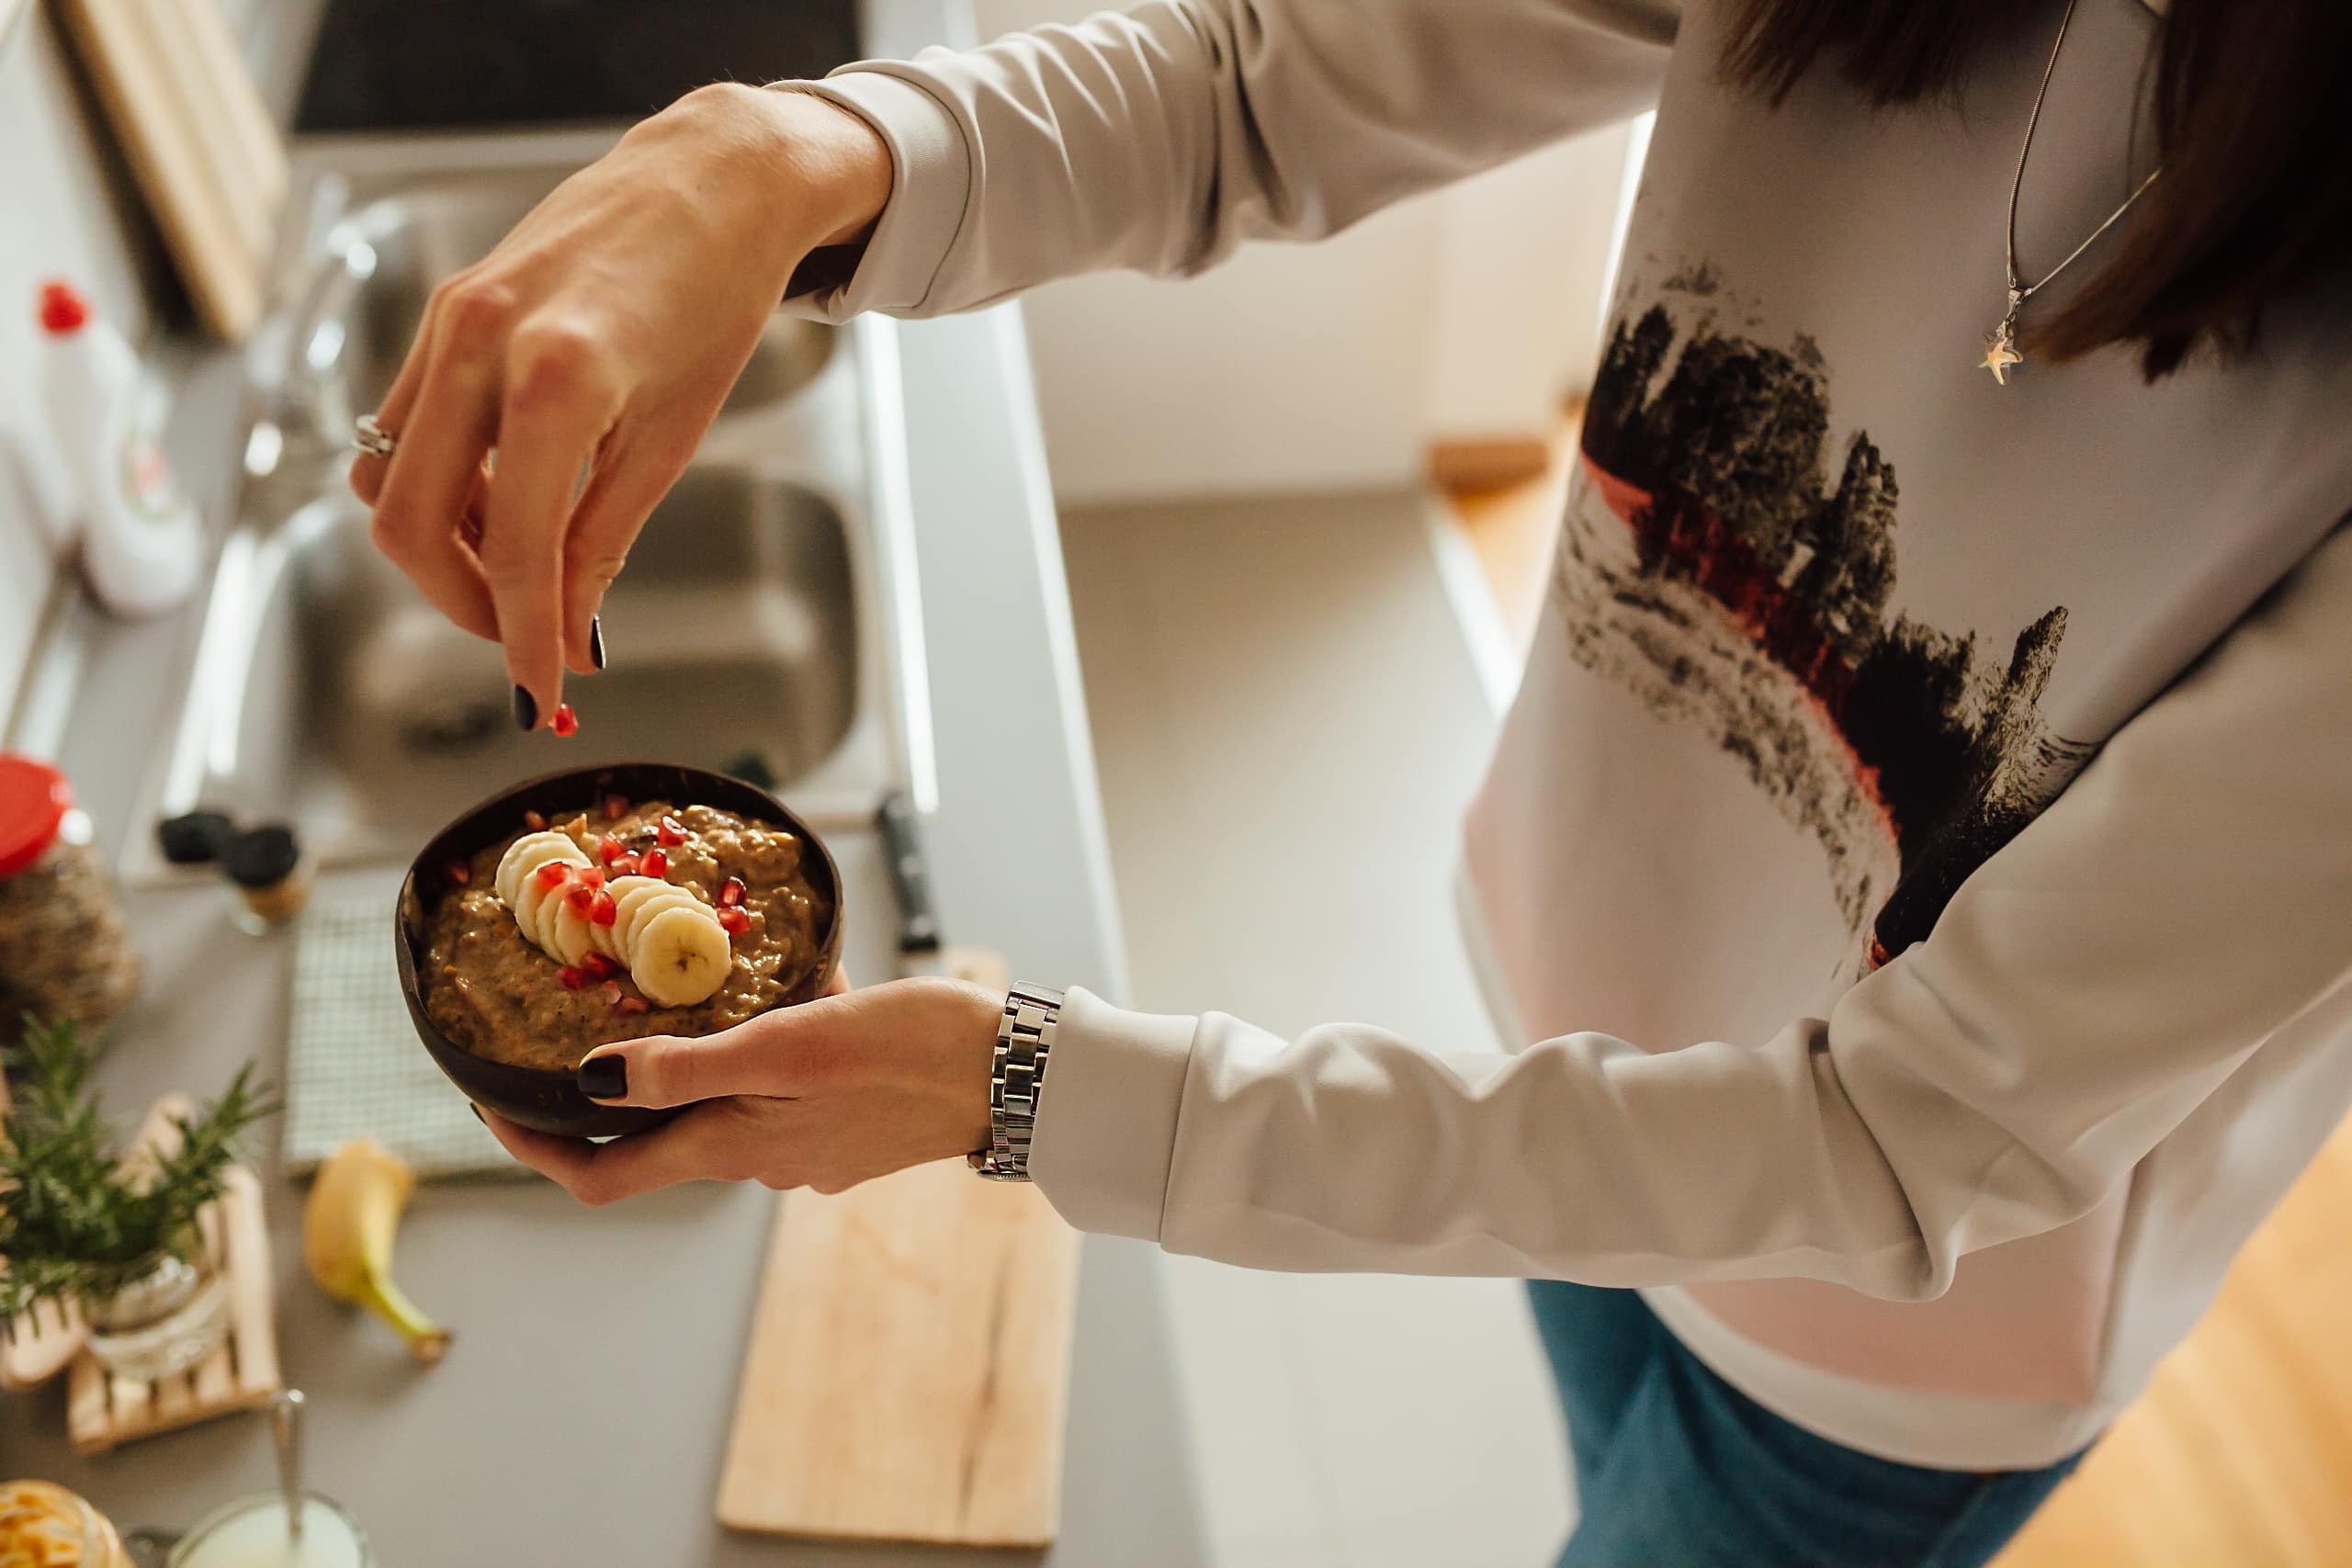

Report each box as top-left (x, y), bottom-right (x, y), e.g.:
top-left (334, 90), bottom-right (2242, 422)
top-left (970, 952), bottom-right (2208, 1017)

top-left (126, 155), bottom-right (928, 880)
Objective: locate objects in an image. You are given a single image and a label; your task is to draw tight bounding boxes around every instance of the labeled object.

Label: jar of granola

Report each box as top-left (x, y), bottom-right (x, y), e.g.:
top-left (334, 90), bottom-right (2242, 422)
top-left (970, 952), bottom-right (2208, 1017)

top-left (0, 754), bottom-right (140, 1034)
top-left (0, 1479), bottom-right (129, 1568)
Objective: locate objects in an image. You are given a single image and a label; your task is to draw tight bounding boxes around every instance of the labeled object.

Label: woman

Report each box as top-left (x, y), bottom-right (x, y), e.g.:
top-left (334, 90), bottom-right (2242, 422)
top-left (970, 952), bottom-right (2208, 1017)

top-left (351, 2), bottom-right (2352, 1562)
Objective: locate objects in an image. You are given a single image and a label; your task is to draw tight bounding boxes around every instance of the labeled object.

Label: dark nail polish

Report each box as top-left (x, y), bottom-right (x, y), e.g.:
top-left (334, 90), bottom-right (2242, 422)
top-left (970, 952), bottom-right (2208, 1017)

top-left (577, 1055), bottom-right (628, 1101)
top-left (512, 683), bottom-right (538, 732)
top-left (589, 615), bottom-right (607, 671)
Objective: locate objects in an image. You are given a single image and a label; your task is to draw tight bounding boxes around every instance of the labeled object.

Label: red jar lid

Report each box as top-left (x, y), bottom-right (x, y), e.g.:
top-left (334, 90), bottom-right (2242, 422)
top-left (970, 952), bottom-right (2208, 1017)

top-left (0, 754), bottom-right (74, 878)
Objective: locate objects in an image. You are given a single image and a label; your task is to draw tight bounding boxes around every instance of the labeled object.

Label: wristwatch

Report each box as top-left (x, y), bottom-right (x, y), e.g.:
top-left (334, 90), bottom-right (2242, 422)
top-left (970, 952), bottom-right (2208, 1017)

top-left (969, 983), bottom-right (1064, 1182)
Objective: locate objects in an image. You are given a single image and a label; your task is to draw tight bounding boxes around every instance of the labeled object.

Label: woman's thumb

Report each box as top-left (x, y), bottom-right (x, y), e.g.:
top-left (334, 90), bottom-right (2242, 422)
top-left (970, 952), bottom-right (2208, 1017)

top-left (576, 1014), bottom-right (806, 1109)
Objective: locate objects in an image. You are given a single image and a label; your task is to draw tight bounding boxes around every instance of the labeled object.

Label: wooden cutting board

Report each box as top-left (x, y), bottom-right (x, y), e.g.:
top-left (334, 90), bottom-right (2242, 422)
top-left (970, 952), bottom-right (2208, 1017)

top-left (51, 0), bottom-right (286, 340)
top-left (716, 1157), bottom-right (1081, 1546)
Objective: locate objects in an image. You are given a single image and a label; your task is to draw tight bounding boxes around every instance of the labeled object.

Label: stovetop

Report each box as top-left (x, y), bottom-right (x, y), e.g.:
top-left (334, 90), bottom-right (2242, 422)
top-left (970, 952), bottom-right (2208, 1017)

top-left (296, 0), bottom-right (862, 133)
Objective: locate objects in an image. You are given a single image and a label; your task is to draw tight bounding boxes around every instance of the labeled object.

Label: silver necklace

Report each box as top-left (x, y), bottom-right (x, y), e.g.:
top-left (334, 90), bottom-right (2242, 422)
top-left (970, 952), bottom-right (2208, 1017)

top-left (1981, 0), bottom-right (2163, 384)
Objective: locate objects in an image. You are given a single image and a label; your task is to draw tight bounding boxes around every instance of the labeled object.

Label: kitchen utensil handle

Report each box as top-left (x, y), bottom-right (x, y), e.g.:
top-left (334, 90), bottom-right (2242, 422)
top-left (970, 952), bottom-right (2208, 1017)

top-left (273, 1388), bottom-right (305, 1537)
top-left (875, 790), bottom-right (942, 957)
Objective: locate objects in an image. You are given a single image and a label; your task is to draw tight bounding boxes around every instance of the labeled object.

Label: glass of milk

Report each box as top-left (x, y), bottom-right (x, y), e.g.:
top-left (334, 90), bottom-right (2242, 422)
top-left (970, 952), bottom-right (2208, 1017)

top-left (166, 1494), bottom-right (370, 1568)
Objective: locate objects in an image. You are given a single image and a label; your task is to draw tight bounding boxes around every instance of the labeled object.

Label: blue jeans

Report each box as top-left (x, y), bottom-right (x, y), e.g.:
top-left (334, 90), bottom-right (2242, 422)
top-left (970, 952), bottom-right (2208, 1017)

top-left (1529, 1280), bottom-right (2087, 1568)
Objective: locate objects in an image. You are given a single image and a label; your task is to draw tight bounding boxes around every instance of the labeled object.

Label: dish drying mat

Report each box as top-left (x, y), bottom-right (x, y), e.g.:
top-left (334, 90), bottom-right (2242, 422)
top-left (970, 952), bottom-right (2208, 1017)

top-left (283, 897), bottom-right (522, 1179)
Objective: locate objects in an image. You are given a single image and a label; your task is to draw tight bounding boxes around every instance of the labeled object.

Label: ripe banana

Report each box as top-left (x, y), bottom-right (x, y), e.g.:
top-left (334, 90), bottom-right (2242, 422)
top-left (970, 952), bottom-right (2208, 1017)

top-left (302, 1138), bottom-right (451, 1366)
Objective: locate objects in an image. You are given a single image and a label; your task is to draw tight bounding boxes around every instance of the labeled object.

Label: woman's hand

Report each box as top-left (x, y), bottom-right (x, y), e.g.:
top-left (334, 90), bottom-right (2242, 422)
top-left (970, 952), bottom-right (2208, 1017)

top-left (477, 976), bottom-right (1005, 1204)
top-left (351, 84), bottom-right (890, 727)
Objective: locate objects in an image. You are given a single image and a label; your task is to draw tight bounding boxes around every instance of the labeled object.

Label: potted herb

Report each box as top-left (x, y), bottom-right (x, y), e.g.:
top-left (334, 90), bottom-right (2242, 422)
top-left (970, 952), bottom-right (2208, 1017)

top-left (1, 1015), bottom-right (276, 1380)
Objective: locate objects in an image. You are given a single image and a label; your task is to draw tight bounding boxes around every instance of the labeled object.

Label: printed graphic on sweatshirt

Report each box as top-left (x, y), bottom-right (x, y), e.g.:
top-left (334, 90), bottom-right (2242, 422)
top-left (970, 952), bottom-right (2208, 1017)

top-left (1559, 265), bottom-right (2094, 967)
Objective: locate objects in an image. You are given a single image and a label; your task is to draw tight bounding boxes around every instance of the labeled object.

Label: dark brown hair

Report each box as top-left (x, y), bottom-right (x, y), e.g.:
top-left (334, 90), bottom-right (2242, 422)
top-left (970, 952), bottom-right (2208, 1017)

top-left (1720, 0), bottom-right (2352, 378)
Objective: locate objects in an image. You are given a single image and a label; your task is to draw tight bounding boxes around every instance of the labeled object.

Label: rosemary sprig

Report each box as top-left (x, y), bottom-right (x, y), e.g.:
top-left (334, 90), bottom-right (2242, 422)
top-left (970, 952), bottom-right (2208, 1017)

top-left (0, 1014), bottom-right (278, 1320)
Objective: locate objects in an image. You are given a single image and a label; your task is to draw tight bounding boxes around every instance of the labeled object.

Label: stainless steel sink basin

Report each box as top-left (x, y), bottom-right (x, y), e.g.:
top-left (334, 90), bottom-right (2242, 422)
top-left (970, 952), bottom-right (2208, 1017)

top-left (128, 154), bottom-right (928, 879)
top-left (195, 468), bottom-right (858, 858)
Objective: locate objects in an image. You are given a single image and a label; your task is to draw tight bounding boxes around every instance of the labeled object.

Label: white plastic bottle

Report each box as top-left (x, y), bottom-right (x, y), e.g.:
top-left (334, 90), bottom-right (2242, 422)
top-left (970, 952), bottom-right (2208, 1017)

top-left (36, 280), bottom-right (202, 617)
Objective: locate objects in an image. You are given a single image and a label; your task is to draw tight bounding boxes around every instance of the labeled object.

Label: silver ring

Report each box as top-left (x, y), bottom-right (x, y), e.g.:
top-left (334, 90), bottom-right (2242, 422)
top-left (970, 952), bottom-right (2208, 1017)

top-left (353, 414), bottom-right (399, 459)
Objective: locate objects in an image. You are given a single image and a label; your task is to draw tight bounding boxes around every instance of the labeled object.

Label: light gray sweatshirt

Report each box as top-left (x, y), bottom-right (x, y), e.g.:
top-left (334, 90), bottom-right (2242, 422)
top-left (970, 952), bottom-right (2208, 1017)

top-left (784, 0), bottom-right (2352, 1467)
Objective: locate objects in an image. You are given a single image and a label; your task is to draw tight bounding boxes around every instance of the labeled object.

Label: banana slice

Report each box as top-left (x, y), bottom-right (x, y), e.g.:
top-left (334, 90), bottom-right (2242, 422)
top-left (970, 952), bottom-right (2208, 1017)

top-left (549, 896), bottom-right (600, 967)
top-left (620, 890), bottom-right (707, 964)
top-left (632, 904), bottom-right (734, 1008)
top-left (594, 875), bottom-right (662, 959)
top-left (495, 830), bottom-right (589, 905)
top-left (614, 882), bottom-right (704, 959)
top-left (535, 878), bottom-right (580, 959)
top-left (513, 866), bottom-right (569, 955)
top-left (492, 834), bottom-right (546, 903)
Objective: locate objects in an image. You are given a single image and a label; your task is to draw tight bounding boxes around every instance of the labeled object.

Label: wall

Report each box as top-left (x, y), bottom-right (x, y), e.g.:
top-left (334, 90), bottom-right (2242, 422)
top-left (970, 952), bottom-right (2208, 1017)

top-left (1424, 126), bottom-right (1634, 448)
top-left (967, 0), bottom-right (1634, 507)
top-left (0, 7), bottom-right (172, 706)
top-left (1018, 201), bottom-right (1450, 502)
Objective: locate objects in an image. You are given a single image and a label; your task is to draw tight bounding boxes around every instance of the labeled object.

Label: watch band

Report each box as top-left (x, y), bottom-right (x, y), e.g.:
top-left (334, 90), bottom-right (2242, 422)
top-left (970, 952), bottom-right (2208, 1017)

top-left (969, 983), bottom-right (1064, 1182)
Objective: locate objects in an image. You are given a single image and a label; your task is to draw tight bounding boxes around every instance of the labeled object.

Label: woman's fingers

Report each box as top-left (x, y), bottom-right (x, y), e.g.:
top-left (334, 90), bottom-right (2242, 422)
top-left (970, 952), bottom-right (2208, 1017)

top-left (479, 1103), bottom-right (753, 1205)
top-left (480, 321), bottom-right (623, 722)
top-left (557, 434), bottom-right (677, 673)
top-left (366, 297), bottom-right (503, 643)
top-left (349, 290), bottom-right (440, 510)
top-left (474, 1108), bottom-right (593, 1182)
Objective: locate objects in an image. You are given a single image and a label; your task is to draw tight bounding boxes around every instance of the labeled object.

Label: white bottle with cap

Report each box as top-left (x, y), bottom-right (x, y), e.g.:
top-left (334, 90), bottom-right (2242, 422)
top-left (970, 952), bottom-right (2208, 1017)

top-left (35, 279), bottom-right (203, 617)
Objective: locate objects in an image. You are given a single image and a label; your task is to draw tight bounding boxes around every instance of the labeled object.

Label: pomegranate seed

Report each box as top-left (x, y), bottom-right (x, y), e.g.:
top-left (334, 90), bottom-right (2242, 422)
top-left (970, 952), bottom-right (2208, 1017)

top-left (602, 792), bottom-right (628, 820)
top-left (523, 809), bottom-right (548, 832)
top-left (582, 950), bottom-right (618, 980)
top-left (535, 862), bottom-right (571, 891)
top-left (568, 882), bottom-right (596, 914)
top-left (609, 852), bottom-right (641, 877)
top-left (718, 905), bottom-right (752, 936)
top-left (639, 848), bottom-right (669, 880)
top-left (550, 704), bottom-right (579, 738)
top-left (558, 966), bottom-right (587, 991)
top-left (616, 996), bottom-right (650, 1017)
top-left (575, 866), bottom-right (605, 891)
top-left (656, 816), bottom-right (686, 847)
top-left (602, 978), bottom-right (624, 1004)
top-left (445, 861), bottom-right (471, 886)
top-left (718, 875), bottom-right (747, 908)
top-left (598, 833), bottom-right (626, 864)
top-left (589, 891), bottom-right (618, 928)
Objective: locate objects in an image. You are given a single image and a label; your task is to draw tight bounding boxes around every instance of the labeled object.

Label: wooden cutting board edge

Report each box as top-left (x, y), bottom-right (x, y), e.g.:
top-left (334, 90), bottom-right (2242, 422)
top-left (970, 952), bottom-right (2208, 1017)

top-left (51, 0), bottom-right (280, 341)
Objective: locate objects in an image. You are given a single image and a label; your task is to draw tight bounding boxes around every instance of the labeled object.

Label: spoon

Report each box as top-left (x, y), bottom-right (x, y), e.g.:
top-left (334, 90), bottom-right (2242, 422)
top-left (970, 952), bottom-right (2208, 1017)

top-left (273, 1389), bottom-right (306, 1540)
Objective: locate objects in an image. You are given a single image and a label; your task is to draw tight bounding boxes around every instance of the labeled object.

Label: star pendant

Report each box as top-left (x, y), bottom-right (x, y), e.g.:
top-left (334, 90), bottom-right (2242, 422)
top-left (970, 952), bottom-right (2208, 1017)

top-left (1980, 331), bottom-right (2022, 386)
